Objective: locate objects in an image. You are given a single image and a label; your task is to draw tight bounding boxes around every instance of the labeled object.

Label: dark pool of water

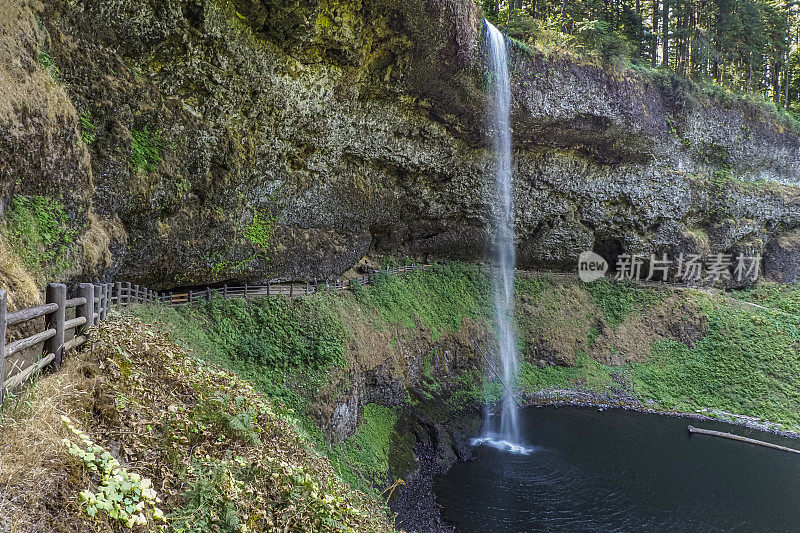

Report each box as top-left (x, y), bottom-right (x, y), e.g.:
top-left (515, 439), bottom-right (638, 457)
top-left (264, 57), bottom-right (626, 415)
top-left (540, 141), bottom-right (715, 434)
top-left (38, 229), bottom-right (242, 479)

top-left (435, 406), bottom-right (800, 532)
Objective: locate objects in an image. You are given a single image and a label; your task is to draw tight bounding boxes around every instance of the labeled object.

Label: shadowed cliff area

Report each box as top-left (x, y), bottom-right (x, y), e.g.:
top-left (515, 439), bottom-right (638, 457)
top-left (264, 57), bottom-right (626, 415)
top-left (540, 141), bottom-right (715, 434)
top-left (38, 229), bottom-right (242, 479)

top-left (2, 0), bottom-right (800, 298)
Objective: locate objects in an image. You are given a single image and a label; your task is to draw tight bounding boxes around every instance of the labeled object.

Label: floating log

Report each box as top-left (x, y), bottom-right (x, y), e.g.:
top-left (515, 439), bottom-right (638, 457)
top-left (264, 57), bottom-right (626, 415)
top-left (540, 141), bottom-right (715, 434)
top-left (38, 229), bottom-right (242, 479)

top-left (688, 425), bottom-right (800, 455)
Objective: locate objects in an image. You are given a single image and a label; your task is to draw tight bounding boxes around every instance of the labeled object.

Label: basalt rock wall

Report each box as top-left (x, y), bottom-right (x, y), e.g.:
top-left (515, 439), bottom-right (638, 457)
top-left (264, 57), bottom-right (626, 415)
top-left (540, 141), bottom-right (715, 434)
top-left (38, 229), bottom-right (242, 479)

top-left (2, 0), bottom-right (800, 293)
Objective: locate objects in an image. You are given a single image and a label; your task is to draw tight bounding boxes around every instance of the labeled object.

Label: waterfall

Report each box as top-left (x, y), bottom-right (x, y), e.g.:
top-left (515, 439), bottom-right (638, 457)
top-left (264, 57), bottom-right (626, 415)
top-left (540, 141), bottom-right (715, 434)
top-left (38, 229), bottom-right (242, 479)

top-left (474, 20), bottom-right (525, 451)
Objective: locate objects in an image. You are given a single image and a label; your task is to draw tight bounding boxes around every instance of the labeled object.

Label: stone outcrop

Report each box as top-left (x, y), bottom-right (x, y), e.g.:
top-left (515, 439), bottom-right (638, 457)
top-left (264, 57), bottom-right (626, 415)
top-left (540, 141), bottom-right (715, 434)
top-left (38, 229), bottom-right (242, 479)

top-left (1, 0), bottom-right (799, 290)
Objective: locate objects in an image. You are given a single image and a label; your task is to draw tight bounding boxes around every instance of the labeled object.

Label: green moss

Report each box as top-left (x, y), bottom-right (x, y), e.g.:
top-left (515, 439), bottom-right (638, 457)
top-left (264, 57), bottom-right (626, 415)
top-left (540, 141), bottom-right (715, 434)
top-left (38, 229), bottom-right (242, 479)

top-left (131, 126), bottom-right (163, 173)
top-left (584, 279), bottom-right (663, 328)
top-left (335, 404), bottom-right (398, 490)
top-left (627, 305), bottom-right (800, 426)
top-left (1, 195), bottom-right (77, 278)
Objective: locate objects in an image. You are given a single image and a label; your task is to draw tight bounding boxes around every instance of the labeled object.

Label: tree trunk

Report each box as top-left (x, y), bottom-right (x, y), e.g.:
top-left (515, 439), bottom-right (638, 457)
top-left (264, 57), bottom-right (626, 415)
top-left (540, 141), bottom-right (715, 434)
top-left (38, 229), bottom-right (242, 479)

top-left (785, 10), bottom-right (791, 109)
top-left (652, 0), bottom-right (660, 66)
top-left (661, 0), bottom-right (670, 67)
top-left (773, 62), bottom-right (782, 105)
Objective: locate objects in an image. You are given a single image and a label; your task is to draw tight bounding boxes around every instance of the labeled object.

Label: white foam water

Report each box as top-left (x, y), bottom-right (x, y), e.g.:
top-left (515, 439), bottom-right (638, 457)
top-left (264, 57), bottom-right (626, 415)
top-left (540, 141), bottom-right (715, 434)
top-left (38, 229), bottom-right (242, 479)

top-left (471, 436), bottom-right (535, 455)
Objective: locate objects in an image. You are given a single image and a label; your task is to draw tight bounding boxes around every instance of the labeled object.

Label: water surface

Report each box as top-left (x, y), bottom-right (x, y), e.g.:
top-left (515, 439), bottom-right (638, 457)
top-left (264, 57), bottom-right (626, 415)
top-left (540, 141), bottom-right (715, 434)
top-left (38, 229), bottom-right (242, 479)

top-left (435, 406), bottom-right (800, 532)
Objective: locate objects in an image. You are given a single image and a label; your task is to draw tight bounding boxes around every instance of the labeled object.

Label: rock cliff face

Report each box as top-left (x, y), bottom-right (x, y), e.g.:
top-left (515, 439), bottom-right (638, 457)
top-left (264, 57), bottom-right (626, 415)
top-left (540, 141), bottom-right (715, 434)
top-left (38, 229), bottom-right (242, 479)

top-left (2, 0), bottom-right (800, 292)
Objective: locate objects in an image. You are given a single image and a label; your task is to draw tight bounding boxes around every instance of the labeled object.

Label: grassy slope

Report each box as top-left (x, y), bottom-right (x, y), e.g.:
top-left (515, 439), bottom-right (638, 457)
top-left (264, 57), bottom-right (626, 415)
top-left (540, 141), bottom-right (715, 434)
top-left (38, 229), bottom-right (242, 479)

top-left (2, 265), bottom-right (798, 530)
top-left (0, 318), bottom-right (394, 532)
top-left (131, 264), bottom-right (493, 496)
top-left (518, 278), bottom-right (800, 429)
top-left (132, 265), bottom-right (800, 496)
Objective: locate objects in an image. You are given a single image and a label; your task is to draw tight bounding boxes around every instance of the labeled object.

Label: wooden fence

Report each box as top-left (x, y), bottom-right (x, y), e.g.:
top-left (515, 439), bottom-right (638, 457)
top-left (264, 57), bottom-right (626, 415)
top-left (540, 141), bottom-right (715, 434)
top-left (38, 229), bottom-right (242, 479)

top-left (0, 265), bottom-right (434, 402)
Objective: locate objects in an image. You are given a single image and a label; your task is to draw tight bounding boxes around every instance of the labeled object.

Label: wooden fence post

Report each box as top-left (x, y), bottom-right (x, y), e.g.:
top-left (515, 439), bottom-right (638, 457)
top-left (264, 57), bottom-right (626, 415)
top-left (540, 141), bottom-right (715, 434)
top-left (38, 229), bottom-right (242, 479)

top-left (0, 289), bottom-right (6, 403)
top-left (244, 284), bottom-right (248, 297)
top-left (223, 284), bottom-right (228, 298)
top-left (77, 283), bottom-right (94, 329)
top-left (206, 287), bottom-right (211, 301)
top-left (266, 282), bottom-right (270, 296)
top-left (45, 283), bottom-right (66, 367)
top-left (133, 285), bottom-right (140, 304)
top-left (123, 282), bottom-right (131, 306)
top-left (306, 282), bottom-right (310, 295)
top-left (290, 283), bottom-right (294, 297)
top-left (94, 284), bottom-right (103, 321)
top-left (100, 284), bottom-right (109, 320)
top-left (169, 292), bottom-right (173, 305)
top-left (114, 282), bottom-right (121, 306)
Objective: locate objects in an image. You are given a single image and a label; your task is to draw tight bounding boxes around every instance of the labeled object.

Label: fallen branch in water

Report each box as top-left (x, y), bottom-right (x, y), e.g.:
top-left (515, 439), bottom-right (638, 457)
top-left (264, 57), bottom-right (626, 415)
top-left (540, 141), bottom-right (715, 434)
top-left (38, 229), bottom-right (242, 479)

top-left (688, 425), bottom-right (800, 454)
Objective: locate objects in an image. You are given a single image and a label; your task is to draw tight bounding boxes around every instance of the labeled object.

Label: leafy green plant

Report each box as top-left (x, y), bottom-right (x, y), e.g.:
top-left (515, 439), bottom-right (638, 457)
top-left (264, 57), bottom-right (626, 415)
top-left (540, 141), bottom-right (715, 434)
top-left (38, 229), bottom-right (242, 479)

top-left (2, 194), bottom-right (77, 276)
top-left (131, 126), bottom-right (163, 173)
top-left (80, 111), bottom-right (97, 144)
top-left (243, 209), bottom-right (276, 250)
top-left (61, 416), bottom-right (165, 529)
top-left (171, 458), bottom-right (247, 532)
top-left (38, 50), bottom-right (60, 82)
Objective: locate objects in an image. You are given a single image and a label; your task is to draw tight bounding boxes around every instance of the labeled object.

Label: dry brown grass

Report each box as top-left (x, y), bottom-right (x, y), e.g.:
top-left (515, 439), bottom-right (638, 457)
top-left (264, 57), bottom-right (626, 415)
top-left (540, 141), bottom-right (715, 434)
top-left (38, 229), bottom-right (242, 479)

top-left (0, 316), bottom-right (397, 532)
top-left (0, 340), bottom-right (103, 532)
top-left (73, 213), bottom-right (127, 276)
top-left (0, 238), bottom-right (42, 311)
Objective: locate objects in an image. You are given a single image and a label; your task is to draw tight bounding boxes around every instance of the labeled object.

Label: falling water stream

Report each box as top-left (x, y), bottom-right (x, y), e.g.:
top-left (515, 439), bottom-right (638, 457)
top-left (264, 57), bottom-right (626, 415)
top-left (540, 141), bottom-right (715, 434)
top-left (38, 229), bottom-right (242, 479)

top-left (473, 20), bottom-right (526, 452)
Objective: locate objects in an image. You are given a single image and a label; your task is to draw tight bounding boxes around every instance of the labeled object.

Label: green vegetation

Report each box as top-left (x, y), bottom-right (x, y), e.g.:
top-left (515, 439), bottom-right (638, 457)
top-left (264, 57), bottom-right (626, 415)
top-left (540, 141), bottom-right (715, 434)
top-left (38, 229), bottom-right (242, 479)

top-left (132, 294), bottom-right (346, 402)
top-left (336, 404), bottom-right (399, 489)
top-left (1, 194), bottom-right (77, 278)
top-left (132, 263), bottom-right (494, 495)
top-left (79, 111), bottom-right (97, 144)
top-left (353, 263), bottom-right (491, 340)
top-left (131, 126), bottom-right (163, 173)
top-left (520, 353), bottom-right (614, 392)
top-left (62, 416), bottom-right (165, 529)
top-left (38, 50), bottom-right (60, 83)
top-left (627, 305), bottom-right (800, 425)
top-left (734, 283), bottom-right (800, 314)
top-left (243, 208), bottom-right (276, 252)
top-left (486, 0), bottom-right (800, 128)
top-left (584, 279), bottom-right (663, 328)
